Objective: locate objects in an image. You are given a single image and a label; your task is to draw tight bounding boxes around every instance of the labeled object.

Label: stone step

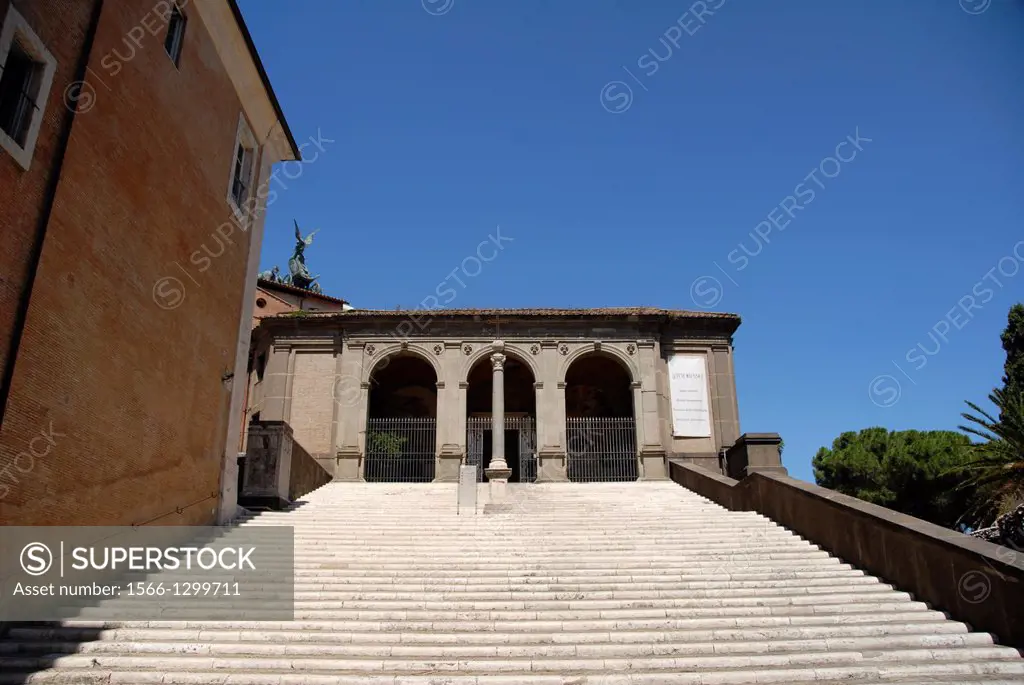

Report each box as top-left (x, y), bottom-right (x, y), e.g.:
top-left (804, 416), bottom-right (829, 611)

top-left (258, 541), bottom-right (808, 548)
top-left (284, 545), bottom-right (824, 555)
top-left (56, 603), bottom-right (936, 624)
top-left (6, 482), bottom-right (1019, 685)
top-left (1, 646), bottom-right (1020, 675)
top-left (267, 569), bottom-right (870, 585)
top-left (62, 589), bottom-right (916, 615)
top-left (279, 583), bottom-right (894, 601)
top-left (6, 620), bottom-right (975, 646)
top-left (280, 545), bottom-right (812, 555)
top-left (50, 610), bottom-right (954, 633)
top-left (280, 576), bottom-right (880, 592)
top-left (5, 670), bottom-right (1024, 685)
top-left (280, 557), bottom-right (840, 568)
top-left (0, 632), bottom-right (1001, 660)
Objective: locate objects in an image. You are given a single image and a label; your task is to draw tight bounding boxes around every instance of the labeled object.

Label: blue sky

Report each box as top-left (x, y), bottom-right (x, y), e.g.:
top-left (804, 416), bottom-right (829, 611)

top-left (240, 0), bottom-right (1023, 483)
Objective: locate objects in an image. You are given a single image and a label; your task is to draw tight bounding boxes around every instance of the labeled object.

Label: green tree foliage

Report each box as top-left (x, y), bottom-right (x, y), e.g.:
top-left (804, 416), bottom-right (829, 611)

top-left (1000, 303), bottom-right (1024, 406)
top-left (812, 428), bottom-right (974, 528)
top-left (366, 432), bottom-right (407, 456)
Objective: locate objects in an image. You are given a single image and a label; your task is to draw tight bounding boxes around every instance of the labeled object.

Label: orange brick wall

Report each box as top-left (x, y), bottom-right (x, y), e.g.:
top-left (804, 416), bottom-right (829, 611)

top-left (0, 0), bottom-right (94, 418)
top-left (0, 0), bottom-right (261, 526)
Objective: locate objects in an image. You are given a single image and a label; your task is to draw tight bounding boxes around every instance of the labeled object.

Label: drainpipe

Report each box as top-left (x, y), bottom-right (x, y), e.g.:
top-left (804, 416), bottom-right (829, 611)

top-left (0, 0), bottom-right (106, 429)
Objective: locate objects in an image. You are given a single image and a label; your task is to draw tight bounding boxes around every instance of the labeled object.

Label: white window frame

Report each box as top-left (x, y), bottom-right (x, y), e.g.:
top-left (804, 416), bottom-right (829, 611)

top-left (226, 112), bottom-right (259, 223)
top-left (0, 4), bottom-right (57, 171)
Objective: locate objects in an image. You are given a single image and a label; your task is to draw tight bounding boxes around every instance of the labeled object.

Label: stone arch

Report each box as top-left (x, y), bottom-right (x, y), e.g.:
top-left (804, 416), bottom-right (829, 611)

top-left (558, 343), bottom-right (639, 386)
top-left (465, 349), bottom-right (537, 417)
top-left (363, 346), bottom-right (439, 483)
top-left (361, 343), bottom-right (443, 385)
top-left (461, 343), bottom-right (540, 384)
top-left (563, 346), bottom-right (639, 481)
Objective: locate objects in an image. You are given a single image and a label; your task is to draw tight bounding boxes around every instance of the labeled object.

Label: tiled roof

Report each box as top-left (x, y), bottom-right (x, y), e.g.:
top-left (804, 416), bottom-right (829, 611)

top-left (264, 307), bottom-right (739, 321)
top-left (257, 279), bottom-right (349, 305)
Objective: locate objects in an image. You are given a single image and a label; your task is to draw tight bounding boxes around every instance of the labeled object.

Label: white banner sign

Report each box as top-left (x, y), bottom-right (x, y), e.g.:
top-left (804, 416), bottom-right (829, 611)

top-left (669, 354), bottom-right (711, 437)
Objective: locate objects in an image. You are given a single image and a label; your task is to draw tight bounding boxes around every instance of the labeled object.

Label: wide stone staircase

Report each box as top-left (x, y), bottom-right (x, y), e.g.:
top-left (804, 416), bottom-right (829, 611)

top-left (2, 481), bottom-right (1023, 683)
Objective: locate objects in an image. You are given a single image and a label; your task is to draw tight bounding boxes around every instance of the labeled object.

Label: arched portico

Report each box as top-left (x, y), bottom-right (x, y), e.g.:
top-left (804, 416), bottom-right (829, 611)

top-left (364, 352), bottom-right (438, 482)
top-left (563, 352), bottom-right (639, 481)
top-left (464, 348), bottom-right (538, 482)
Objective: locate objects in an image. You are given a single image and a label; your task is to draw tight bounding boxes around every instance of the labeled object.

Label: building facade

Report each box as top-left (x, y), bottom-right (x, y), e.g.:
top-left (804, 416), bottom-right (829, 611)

top-left (0, 0), bottom-right (298, 526)
top-left (238, 278), bottom-right (349, 451)
top-left (251, 278), bottom-right (350, 329)
top-left (248, 308), bottom-right (742, 484)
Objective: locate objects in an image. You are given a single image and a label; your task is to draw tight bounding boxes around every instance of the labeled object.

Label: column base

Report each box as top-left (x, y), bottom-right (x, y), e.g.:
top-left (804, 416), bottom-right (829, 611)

top-left (484, 466), bottom-right (512, 483)
top-left (535, 448), bottom-right (568, 482)
top-left (334, 447), bottom-right (364, 482)
top-left (435, 446), bottom-right (464, 483)
top-left (639, 448), bottom-right (669, 481)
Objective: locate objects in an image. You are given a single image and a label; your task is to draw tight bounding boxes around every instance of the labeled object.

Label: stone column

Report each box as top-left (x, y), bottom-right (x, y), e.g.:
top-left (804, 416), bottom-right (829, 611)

top-left (485, 341), bottom-right (512, 483)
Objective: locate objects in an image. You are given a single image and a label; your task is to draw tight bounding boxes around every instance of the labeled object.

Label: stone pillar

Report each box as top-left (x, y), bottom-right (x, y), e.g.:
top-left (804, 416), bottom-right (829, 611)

top-left (485, 341), bottom-right (512, 483)
top-left (334, 341), bottom-right (368, 481)
top-left (712, 344), bottom-right (741, 451)
top-left (282, 348), bottom-right (298, 422)
top-left (435, 341), bottom-right (465, 482)
top-left (258, 343), bottom-right (292, 420)
top-left (636, 341), bottom-right (668, 480)
top-left (536, 341), bottom-right (567, 482)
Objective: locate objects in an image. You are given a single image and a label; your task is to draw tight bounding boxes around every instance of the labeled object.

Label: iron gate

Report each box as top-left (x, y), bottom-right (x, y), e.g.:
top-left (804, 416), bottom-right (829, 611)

top-left (566, 417), bottom-right (638, 482)
top-left (466, 416), bottom-right (537, 482)
top-left (364, 417), bottom-right (436, 482)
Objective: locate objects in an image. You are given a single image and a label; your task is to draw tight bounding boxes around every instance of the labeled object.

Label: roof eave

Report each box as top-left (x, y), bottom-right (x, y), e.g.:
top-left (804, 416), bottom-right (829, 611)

top-left (226, 0), bottom-right (301, 160)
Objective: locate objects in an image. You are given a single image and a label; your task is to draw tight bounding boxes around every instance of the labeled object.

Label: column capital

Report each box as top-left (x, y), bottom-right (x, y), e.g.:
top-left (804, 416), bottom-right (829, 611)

top-left (490, 352), bottom-right (506, 371)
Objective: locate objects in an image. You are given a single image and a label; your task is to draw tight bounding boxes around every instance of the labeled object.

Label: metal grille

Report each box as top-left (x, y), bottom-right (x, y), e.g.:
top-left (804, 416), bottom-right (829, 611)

top-left (566, 417), bottom-right (638, 482)
top-left (364, 418), bottom-right (436, 482)
top-left (466, 416), bottom-right (537, 483)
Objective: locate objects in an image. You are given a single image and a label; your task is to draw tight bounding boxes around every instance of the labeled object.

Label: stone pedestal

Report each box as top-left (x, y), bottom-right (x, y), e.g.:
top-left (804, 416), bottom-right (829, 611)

top-left (240, 421), bottom-right (294, 509)
top-left (725, 432), bottom-right (787, 479)
top-left (435, 444), bottom-right (464, 483)
top-left (334, 446), bottom-right (363, 481)
top-left (639, 448), bottom-right (669, 480)
top-left (536, 448), bottom-right (568, 482)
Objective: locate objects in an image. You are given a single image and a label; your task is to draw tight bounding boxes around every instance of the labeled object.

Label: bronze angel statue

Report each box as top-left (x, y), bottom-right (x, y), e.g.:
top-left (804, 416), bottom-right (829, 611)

top-left (285, 220), bottom-right (322, 293)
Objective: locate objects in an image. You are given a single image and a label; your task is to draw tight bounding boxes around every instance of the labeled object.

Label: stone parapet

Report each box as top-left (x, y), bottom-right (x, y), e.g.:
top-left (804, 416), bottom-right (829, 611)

top-left (669, 459), bottom-right (1024, 650)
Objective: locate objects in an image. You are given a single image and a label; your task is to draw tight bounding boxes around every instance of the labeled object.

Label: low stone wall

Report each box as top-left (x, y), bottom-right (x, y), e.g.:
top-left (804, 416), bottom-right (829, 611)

top-left (241, 421), bottom-right (330, 509)
top-left (288, 437), bottom-right (333, 501)
top-left (669, 460), bottom-right (1024, 650)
